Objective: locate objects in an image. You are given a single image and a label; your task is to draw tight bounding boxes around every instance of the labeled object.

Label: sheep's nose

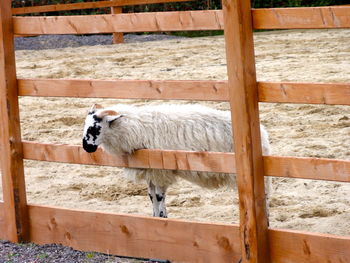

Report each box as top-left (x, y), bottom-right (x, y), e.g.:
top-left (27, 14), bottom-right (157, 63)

top-left (83, 139), bottom-right (98, 153)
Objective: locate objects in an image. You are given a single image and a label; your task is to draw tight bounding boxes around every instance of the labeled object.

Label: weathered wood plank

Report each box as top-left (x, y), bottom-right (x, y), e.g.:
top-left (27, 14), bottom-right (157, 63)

top-left (0, 0), bottom-right (29, 243)
top-left (22, 141), bottom-right (237, 174)
top-left (13, 10), bottom-right (224, 35)
top-left (258, 82), bottom-right (350, 105)
top-left (28, 204), bottom-right (241, 262)
top-left (18, 79), bottom-right (350, 105)
top-left (12, 6), bottom-right (350, 35)
top-left (1, 202), bottom-right (349, 263)
top-left (223, 0), bottom-right (269, 261)
top-left (269, 228), bottom-right (350, 263)
top-left (264, 156), bottom-right (350, 183)
top-left (12, 0), bottom-right (192, 15)
top-left (111, 6), bottom-right (124, 44)
top-left (22, 141), bottom-right (350, 182)
top-left (0, 202), bottom-right (6, 240)
top-left (253, 6), bottom-right (350, 29)
top-left (17, 79), bottom-right (228, 101)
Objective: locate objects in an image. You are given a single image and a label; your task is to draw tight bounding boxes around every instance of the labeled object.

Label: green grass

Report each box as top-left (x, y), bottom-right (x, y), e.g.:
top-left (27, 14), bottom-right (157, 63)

top-left (6, 252), bottom-right (17, 263)
top-left (85, 252), bottom-right (96, 261)
top-left (37, 253), bottom-right (49, 259)
top-left (171, 30), bottom-right (224, 38)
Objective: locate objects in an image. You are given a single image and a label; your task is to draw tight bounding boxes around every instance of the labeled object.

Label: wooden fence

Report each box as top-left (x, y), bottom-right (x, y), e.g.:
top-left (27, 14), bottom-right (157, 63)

top-left (11, 0), bottom-right (193, 43)
top-left (1, 0), bottom-right (350, 262)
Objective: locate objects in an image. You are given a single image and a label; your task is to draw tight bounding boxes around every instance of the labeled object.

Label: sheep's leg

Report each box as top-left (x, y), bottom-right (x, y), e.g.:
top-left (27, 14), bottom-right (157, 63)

top-left (147, 181), bottom-right (159, 217)
top-left (155, 185), bottom-right (168, 218)
top-left (147, 181), bottom-right (168, 218)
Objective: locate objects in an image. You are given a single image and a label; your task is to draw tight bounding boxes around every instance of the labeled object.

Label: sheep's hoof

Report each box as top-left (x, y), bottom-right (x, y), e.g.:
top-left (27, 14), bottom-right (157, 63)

top-left (159, 211), bottom-right (167, 218)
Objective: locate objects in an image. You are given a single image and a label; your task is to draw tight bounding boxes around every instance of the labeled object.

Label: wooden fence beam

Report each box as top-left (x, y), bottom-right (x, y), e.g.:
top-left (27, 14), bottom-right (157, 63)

top-left (1, 203), bottom-right (241, 262)
top-left (223, 0), bottom-right (270, 262)
top-left (18, 79), bottom-right (350, 105)
top-left (12, 0), bottom-right (192, 15)
top-left (0, 202), bottom-right (6, 240)
top-left (1, 202), bottom-right (350, 262)
top-left (22, 141), bottom-right (350, 182)
top-left (22, 141), bottom-right (237, 174)
top-left (269, 228), bottom-right (350, 263)
top-left (12, 7), bottom-right (350, 36)
top-left (22, 142), bottom-right (350, 182)
top-left (17, 79), bottom-right (228, 101)
top-left (13, 10), bottom-right (224, 35)
top-left (258, 82), bottom-right (350, 105)
top-left (111, 6), bottom-right (124, 44)
top-left (253, 6), bottom-right (350, 29)
top-left (0, 0), bottom-right (29, 243)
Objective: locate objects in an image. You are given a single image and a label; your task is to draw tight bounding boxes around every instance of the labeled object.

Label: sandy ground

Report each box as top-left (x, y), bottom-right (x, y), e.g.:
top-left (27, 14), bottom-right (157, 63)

top-left (1, 29), bottom-right (350, 236)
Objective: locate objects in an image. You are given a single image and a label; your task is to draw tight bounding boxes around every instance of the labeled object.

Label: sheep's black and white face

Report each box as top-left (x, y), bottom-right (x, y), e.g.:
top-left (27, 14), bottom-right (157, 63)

top-left (82, 104), bottom-right (121, 153)
top-left (82, 110), bottom-right (103, 153)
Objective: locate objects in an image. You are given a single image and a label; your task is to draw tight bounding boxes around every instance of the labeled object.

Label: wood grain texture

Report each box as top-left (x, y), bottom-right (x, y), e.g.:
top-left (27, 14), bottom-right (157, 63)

top-left (1, 202), bottom-right (349, 263)
top-left (0, 0), bottom-right (29, 243)
top-left (22, 141), bottom-right (237, 174)
top-left (17, 79), bottom-right (228, 101)
top-left (12, 6), bottom-right (350, 35)
top-left (264, 156), bottom-right (350, 182)
top-left (258, 82), bottom-right (350, 105)
top-left (269, 228), bottom-right (350, 263)
top-left (111, 6), bottom-right (124, 44)
top-left (223, 0), bottom-right (270, 261)
top-left (13, 10), bottom-right (224, 35)
top-left (18, 79), bottom-right (350, 105)
top-left (22, 141), bottom-right (350, 182)
top-left (28, 204), bottom-right (241, 262)
top-left (0, 202), bottom-right (6, 240)
top-left (253, 6), bottom-right (350, 29)
top-left (12, 0), bottom-right (191, 14)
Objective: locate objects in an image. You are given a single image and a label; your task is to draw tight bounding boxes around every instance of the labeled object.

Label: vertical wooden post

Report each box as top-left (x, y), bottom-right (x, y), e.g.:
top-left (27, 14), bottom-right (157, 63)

top-left (0, 0), bottom-right (29, 242)
top-left (222, 0), bottom-right (270, 262)
top-left (110, 5), bottom-right (124, 44)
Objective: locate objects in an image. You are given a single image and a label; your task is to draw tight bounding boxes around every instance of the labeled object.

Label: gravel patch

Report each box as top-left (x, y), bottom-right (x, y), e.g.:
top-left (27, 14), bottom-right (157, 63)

top-left (0, 240), bottom-right (170, 263)
top-left (14, 34), bottom-right (186, 50)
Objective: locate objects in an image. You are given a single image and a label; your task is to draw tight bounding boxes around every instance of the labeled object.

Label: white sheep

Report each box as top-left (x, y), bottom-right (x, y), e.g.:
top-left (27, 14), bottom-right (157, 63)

top-left (82, 103), bottom-right (271, 218)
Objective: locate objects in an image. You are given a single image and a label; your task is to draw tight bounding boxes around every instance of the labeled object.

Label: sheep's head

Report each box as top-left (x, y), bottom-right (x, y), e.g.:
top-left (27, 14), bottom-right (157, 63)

top-left (82, 104), bottom-right (123, 153)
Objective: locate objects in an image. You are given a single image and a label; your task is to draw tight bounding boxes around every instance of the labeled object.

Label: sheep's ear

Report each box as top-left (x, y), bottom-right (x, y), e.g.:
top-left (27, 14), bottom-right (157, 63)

top-left (106, 114), bottom-right (124, 126)
top-left (89, 103), bottom-right (103, 113)
top-left (97, 110), bottom-right (118, 118)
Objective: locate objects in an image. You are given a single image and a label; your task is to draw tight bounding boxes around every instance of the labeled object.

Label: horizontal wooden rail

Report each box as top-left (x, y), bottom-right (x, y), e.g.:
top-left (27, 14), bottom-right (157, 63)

top-left (22, 141), bottom-right (350, 182)
top-left (0, 203), bottom-right (350, 262)
top-left (258, 82), bottom-right (350, 105)
top-left (18, 79), bottom-right (350, 105)
top-left (264, 155), bottom-right (350, 182)
top-left (22, 141), bottom-right (237, 174)
top-left (0, 203), bottom-right (241, 262)
top-left (268, 228), bottom-right (350, 262)
top-left (12, 0), bottom-right (191, 15)
top-left (253, 6), bottom-right (350, 29)
top-left (18, 79), bottom-right (229, 101)
top-left (12, 6), bottom-right (350, 35)
top-left (13, 10), bottom-right (224, 35)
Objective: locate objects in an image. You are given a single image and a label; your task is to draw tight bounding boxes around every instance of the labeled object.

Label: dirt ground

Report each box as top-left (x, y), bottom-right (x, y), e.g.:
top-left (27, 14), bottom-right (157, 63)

top-left (1, 29), bottom-right (350, 236)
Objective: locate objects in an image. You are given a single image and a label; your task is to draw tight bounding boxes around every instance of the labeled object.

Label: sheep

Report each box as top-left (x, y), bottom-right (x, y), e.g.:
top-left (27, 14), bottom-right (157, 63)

top-left (82, 103), bottom-right (271, 218)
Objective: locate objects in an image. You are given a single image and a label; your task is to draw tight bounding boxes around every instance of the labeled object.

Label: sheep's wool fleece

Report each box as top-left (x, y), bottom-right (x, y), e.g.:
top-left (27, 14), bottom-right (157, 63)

top-left (99, 104), bottom-right (270, 189)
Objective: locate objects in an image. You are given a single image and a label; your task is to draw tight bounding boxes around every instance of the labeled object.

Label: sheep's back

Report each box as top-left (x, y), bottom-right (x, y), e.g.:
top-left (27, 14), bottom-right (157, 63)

top-left (135, 107), bottom-right (233, 152)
